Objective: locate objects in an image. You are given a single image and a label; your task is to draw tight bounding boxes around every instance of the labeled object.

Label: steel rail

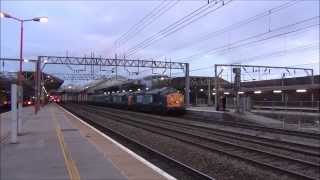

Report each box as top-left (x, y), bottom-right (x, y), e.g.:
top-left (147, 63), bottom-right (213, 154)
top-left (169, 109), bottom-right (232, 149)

top-left (61, 104), bottom-right (214, 180)
top-left (82, 106), bottom-right (320, 167)
top-left (73, 104), bottom-right (320, 180)
top-left (85, 104), bottom-right (320, 156)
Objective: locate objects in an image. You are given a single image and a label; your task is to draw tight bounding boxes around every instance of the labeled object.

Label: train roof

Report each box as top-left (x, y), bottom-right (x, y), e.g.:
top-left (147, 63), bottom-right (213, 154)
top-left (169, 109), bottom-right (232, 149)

top-left (146, 87), bottom-right (178, 95)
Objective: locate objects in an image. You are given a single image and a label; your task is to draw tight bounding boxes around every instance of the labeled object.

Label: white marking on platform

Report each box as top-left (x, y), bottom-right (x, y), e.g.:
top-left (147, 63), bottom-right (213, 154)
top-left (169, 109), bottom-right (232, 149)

top-left (58, 105), bottom-right (177, 180)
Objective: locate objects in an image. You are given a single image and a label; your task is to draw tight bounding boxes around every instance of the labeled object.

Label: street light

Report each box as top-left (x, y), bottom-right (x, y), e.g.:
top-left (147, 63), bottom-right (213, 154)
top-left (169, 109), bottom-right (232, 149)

top-left (1, 11), bottom-right (48, 117)
top-left (0, 11), bottom-right (48, 86)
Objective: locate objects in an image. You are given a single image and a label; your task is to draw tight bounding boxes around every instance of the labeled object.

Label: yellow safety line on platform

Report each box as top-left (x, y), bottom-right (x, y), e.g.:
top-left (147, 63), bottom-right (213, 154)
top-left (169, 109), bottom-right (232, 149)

top-left (51, 108), bottom-right (81, 180)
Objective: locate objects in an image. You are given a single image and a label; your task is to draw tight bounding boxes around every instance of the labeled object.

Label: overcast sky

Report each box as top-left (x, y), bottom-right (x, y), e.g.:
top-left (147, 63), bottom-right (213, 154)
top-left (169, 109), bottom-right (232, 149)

top-left (1, 0), bottom-right (319, 82)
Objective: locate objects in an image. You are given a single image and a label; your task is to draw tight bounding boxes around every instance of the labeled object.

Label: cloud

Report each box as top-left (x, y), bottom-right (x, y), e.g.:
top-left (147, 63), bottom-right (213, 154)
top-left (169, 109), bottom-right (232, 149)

top-left (1, 0), bottom-right (319, 77)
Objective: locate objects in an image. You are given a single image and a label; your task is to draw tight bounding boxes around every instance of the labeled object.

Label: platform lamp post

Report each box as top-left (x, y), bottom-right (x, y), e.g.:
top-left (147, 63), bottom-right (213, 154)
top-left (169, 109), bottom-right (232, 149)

top-left (1, 12), bottom-right (48, 134)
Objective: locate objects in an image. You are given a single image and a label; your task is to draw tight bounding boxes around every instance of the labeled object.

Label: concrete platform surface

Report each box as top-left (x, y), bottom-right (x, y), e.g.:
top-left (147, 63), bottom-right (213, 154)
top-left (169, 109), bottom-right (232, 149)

top-left (1, 104), bottom-right (169, 180)
top-left (186, 106), bottom-right (284, 127)
top-left (187, 106), bottom-right (320, 131)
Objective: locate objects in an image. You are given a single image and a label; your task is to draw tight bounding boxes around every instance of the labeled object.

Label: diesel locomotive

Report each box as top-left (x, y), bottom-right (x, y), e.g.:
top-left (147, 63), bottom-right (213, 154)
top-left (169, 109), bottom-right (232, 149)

top-left (87, 87), bottom-right (185, 114)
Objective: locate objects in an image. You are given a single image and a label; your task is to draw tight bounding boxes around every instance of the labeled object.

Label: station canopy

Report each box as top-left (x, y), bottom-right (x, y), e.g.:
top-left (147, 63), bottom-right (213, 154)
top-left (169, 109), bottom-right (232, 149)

top-left (0, 71), bottom-right (63, 97)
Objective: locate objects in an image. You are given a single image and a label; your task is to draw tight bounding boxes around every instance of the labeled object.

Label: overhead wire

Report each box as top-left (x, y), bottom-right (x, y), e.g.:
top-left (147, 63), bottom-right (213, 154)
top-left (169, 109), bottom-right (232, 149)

top-left (175, 16), bottom-right (319, 62)
top-left (126, 0), bottom-right (230, 56)
top-left (125, 0), bottom-right (233, 56)
top-left (169, 42), bottom-right (319, 76)
top-left (153, 0), bottom-right (300, 60)
top-left (230, 43), bottom-right (319, 64)
top-left (115, 0), bottom-right (180, 48)
top-left (115, 0), bottom-right (167, 47)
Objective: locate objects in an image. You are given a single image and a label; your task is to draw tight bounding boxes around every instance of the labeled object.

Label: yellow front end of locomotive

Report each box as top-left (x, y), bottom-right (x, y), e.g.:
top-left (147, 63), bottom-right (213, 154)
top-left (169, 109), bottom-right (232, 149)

top-left (166, 93), bottom-right (184, 108)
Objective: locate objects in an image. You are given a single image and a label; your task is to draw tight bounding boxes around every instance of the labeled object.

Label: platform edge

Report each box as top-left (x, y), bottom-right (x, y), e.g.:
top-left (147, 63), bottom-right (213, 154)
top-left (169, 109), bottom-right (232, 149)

top-left (57, 104), bottom-right (177, 180)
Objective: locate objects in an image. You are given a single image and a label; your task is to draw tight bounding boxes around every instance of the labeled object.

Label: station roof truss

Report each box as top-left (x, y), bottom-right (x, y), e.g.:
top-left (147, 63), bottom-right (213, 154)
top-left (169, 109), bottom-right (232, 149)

top-left (214, 64), bottom-right (316, 95)
top-left (215, 64), bottom-right (315, 84)
top-left (38, 56), bottom-right (187, 70)
top-left (0, 56), bottom-right (191, 105)
top-left (51, 73), bottom-right (107, 81)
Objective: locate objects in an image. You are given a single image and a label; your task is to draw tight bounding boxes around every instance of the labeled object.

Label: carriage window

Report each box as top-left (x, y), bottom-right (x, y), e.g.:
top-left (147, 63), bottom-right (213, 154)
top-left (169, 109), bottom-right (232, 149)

top-left (117, 96), bottom-right (122, 103)
top-left (136, 95), bottom-right (143, 103)
top-left (113, 96), bottom-right (120, 103)
top-left (143, 95), bottom-right (153, 104)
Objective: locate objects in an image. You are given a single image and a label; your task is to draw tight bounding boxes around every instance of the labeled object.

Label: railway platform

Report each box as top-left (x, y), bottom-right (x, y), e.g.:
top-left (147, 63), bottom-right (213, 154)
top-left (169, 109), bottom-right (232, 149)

top-left (186, 106), bottom-right (320, 131)
top-left (186, 106), bottom-right (282, 126)
top-left (0, 104), bottom-right (171, 180)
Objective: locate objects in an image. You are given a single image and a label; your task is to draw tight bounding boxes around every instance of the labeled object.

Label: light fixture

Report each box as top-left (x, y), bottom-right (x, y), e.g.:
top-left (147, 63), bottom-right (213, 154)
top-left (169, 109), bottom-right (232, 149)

top-left (68, 86), bottom-right (72, 89)
top-left (160, 77), bottom-right (164, 80)
top-left (146, 87), bottom-right (149, 90)
top-left (137, 88), bottom-right (140, 91)
top-left (273, 90), bottom-right (282, 94)
top-left (254, 90), bottom-right (262, 94)
top-left (23, 59), bottom-right (29, 62)
top-left (33, 17), bottom-right (48, 23)
top-left (200, 88), bottom-right (204, 92)
top-left (296, 89), bottom-right (307, 93)
top-left (122, 90), bottom-right (126, 92)
top-left (212, 92), bottom-right (216, 95)
top-left (0, 12), bottom-right (11, 18)
top-left (224, 92), bottom-right (230, 95)
top-left (129, 89), bottom-right (133, 92)
top-left (238, 91), bottom-right (244, 95)
top-left (104, 92), bottom-right (107, 95)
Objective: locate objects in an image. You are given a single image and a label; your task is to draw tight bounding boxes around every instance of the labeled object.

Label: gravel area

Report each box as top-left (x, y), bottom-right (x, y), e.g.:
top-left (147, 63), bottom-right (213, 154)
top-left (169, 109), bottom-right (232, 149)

top-left (137, 119), bottom-right (320, 164)
top-left (91, 105), bottom-right (320, 147)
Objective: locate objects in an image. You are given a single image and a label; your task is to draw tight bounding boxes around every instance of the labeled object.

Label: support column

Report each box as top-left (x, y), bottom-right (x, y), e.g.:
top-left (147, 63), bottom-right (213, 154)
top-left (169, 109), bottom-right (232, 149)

top-left (34, 62), bottom-right (38, 113)
top-left (35, 57), bottom-right (41, 113)
top-left (10, 84), bottom-right (18, 143)
top-left (311, 69), bottom-right (314, 107)
top-left (185, 63), bottom-right (190, 107)
top-left (214, 65), bottom-right (218, 110)
top-left (18, 86), bottom-right (23, 134)
top-left (207, 77), bottom-right (211, 105)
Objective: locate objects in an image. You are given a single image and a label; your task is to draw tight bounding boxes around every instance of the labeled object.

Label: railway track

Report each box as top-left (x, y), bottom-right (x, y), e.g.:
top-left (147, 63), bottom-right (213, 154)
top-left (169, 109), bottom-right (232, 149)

top-left (62, 104), bottom-right (214, 180)
top-left (64, 104), bottom-right (320, 180)
top-left (86, 104), bottom-right (320, 157)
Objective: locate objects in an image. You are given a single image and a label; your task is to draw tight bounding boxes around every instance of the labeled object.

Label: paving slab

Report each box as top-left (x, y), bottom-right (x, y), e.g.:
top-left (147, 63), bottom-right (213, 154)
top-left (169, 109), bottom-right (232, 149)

top-left (1, 104), bottom-right (170, 180)
top-left (0, 105), bottom-right (127, 180)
